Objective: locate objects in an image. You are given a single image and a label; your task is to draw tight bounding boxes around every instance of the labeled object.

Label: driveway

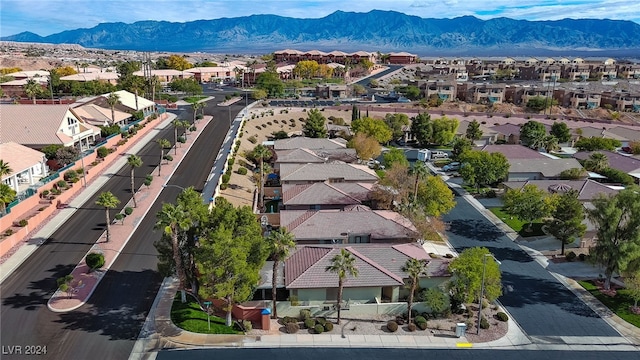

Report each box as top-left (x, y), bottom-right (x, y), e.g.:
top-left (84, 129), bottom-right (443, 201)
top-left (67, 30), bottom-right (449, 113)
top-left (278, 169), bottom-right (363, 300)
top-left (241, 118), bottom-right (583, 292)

top-left (442, 197), bottom-right (620, 338)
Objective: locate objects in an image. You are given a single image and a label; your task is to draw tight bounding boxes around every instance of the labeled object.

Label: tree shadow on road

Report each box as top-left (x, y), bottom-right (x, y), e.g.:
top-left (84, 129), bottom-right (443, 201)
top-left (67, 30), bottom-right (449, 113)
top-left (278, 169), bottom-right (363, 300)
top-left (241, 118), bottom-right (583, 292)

top-left (2, 263), bottom-right (75, 311)
top-left (447, 219), bottom-right (504, 242)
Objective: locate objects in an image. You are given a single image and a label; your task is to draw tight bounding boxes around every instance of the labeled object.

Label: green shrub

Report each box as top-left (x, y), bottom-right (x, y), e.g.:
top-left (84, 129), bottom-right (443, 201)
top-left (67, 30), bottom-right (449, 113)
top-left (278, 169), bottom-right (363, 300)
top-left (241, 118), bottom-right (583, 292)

top-left (299, 309), bottom-right (311, 320)
top-left (566, 251), bottom-right (577, 262)
top-left (18, 219), bottom-right (28, 227)
top-left (496, 312), bottom-right (509, 322)
top-left (314, 324), bottom-right (324, 334)
top-left (178, 136), bottom-right (186, 143)
top-left (124, 207), bottom-right (133, 216)
top-left (86, 252), bottom-right (105, 272)
top-left (51, 188), bottom-right (61, 195)
top-left (304, 318), bottom-right (316, 329)
top-left (114, 213), bottom-right (125, 223)
top-left (96, 146), bottom-right (109, 158)
top-left (285, 322), bottom-right (299, 334)
top-left (237, 167), bottom-right (248, 175)
top-left (163, 154), bottom-right (173, 161)
top-left (315, 317), bottom-right (327, 326)
top-left (4, 229), bottom-right (14, 236)
top-left (64, 170), bottom-right (79, 182)
top-left (248, 136), bottom-right (257, 144)
top-left (324, 322), bottom-right (334, 332)
top-left (417, 321), bottom-right (428, 330)
top-left (387, 320), bottom-right (399, 332)
top-left (41, 190), bottom-right (50, 197)
top-left (282, 316), bottom-right (297, 324)
top-left (219, 183), bottom-right (228, 190)
top-left (480, 316), bottom-right (490, 329)
top-left (228, 158), bottom-right (235, 166)
top-left (414, 316), bottom-right (427, 324)
top-left (407, 323), bottom-right (417, 332)
top-left (144, 178), bottom-right (152, 187)
top-left (222, 174), bottom-right (231, 183)
top-left (56, 180), bottom-right (68, 189)
top-left (242, 320), bottom-right (252, 332)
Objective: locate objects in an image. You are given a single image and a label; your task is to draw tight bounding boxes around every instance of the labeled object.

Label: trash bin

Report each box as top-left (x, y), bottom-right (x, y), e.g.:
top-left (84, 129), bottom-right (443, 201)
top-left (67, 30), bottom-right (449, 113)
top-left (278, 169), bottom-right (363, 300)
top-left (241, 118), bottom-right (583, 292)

top-left (455, 323), bottom-right (467, 337)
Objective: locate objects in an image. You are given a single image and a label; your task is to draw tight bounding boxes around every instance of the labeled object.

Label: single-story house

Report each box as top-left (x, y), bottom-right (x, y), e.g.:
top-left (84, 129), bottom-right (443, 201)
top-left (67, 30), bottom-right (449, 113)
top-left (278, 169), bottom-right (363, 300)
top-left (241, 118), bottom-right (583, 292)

top-left (573, 150), bottom-right (640, 183)
top-left (273, 137), bottom-right (347, 150)
top-left (71, 103), bottom-right (132, 128)
top-left (285, 244), bottom-right (450, 304)
top-left (274, 148), bottom-right (357, 170)
top-left (279, 163), bottom-right (378, 185)
top-left (281, 181), bottom-right (373, 210)
top-left (279, 207), bottom-right (418, 244)
top-left (0, 142), bottom-right (49, 192)
top-left (507, 158), bottom-right (584, 181)
top-left (456, 120), bottom-right (499, 146)
top-left (501, 179), bottom-right (619, 202)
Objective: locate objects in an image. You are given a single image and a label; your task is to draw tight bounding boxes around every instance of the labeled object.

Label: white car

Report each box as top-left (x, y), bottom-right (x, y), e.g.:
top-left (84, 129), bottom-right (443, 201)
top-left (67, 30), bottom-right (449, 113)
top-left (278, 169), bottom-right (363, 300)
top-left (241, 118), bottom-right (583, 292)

top-left (442, 162), bottom-right (460, 172)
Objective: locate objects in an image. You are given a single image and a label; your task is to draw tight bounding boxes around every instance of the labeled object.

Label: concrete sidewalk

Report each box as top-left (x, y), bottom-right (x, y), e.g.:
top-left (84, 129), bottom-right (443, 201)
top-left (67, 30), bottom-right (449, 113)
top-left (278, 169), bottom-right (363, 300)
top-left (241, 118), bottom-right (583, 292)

top-left (45, 114), bottom-right (213, 312)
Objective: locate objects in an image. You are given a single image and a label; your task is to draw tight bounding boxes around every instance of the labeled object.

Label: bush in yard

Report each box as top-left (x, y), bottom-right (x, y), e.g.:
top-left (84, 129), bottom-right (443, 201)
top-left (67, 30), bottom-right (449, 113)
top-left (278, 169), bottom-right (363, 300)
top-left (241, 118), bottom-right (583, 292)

top-left (324, 322), bottom-right (333, 332)
top-left (304, 318), bottom-right (316, 329)
top-left (496, 312), bottom-right (509, 322)
top-left (417, 321), bottom-right (428, 330)
top-left (228, 158), bottom-right (235, 166)
top-left (86, 252), bottom-right (105, 272)
top-left (414, 316), bottom-right (427, 324)
top-left (242, 320), bottom-right (252, 332)
top-left (124, 207), bottom-right (133, 216)
top-left (480, 316), bottom-right (490, 329)
top-left (299, 309), bottom-right (311, 320)
top-left (64, 170), bottom-right (79, 182)
top-left (190, 125), bottom-right (196, 132)
top-left (41, 190), bottom-right (50, 197)
top-left (387, 320), bottom-right (399, 332)
top-left (237, 167), bottom-right (248, 175)
top-left (4, 229), bottom-right (14, 236)
top-left (566, 251), bottom-right (577, 262)
top-left (314, 324), bottom-right (324, 334)
top-left (219, 183), bottom-right (228, 190)
top-left (97, 146), bottom-right (109, 158)
top-left (56, 180), bottom-right (68, 189)
top-left (315, 317), bottom-right (327, 326)
top-left (285, 322), bottom-right (299, 334)
top-left (282, 316), bottom-right (297, 324)
top-left (407, 323), bottom-right (417, 332)
top-left (18, 219), bottom-right (28, 227)
top-left (222, 174), bottom-right (230, 183)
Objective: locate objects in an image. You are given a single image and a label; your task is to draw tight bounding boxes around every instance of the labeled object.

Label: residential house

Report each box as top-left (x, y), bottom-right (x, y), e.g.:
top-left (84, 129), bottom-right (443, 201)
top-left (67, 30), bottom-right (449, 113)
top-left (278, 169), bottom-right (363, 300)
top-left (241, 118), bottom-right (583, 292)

top-left (490, 123), bottom-right (522, 144)
top-left (0, 76), bottom-right (49, 98)
top-left (274, 148), bottom-right (357, 170)
top-left (457, 83), bottom-right (506, 104)
top-left (274, 137), bottom-right (347, 150)
top-left (617, 64), bottom-right (640, 79)
top-left (456, 119), bottom-right (498, 145)
top-left (422, 80), bottom-right (457, 102)
top-left (573, 150), bottom-right (640, 183)
top-left (281, 181), bottom-right (372, 210)
top-left (576, 126), bottom-right (630, 147)
top-left (60, 72), bottom-right (120, 85)
top-left (387, 52), bottom-right (418, 64)
top-left (0, 142), bottom-right (48, 192)
top-left (501, 179), bottom-right (618, 202)
top-left (279, 163), bottom-right (379, 185)
top-left (284, 244), bottom-right (450, 304)
top-left (70, 102), bottom-right (132, 128)
top-left (103, 90), bottom-right (156, 117)
top-left (186, 66), bottom-right (236, 83)
top-left (600, 91), bottom-right (640, 112)
top-left (567, 90), bottom-right (602, 109)
top-left (561, 64), bottom-right (591, 81)
top-left (0, 104), bottom-right (101, 150)
top-left (132, 69), bottom-right (193, 85)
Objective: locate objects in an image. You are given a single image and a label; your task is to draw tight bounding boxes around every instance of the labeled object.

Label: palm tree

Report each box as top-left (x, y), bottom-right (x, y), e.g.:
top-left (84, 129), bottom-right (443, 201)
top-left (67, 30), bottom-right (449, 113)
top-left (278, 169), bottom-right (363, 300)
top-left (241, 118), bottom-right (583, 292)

top-left (96, 191), bottom-right (120, 243)
top-left (172, 120), bottom-right (183, 154)
top-left (127, 155), bottom-right (142, 207)
top-left (155, 202), bottom-right (191, 303)
top-left (0, 183), bottom-right (17, 216)
top-left (0, 160), bottom-right (12, 178)
top-left (266, 227), bottom-right (296, 319)
top-left (106, 92), bottom-right (120, 125)
top-left (23, 79), bottom-right (41, 104)
top-left (543, 135), bottom-right (559, 153)
top-left (585, 152), bottom-right (609, 173)
top-left (156, 138), bottom-right (171, 176)
top-left (325, 249), bottom-right (359, 325)
top-left (191, 102), bottom-right (203, 123)
top-left (253, 145), bottom-right (272, 211)
top-left (401, 258), bottom-right (429, 324)
top-left (410, 161), bottom-right (429, 203)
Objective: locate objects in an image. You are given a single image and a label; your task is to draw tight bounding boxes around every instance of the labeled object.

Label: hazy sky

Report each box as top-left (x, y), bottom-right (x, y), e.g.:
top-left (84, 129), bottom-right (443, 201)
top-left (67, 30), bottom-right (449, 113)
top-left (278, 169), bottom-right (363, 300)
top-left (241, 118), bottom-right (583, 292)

top-left (1, 0), bottom-right (638, 37)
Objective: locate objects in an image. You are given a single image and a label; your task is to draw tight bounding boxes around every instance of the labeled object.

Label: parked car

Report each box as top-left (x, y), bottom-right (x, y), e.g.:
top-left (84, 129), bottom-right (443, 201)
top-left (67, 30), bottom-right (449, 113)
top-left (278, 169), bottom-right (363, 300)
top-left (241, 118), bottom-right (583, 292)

top-left (442, 162), bottom-right (460, 172)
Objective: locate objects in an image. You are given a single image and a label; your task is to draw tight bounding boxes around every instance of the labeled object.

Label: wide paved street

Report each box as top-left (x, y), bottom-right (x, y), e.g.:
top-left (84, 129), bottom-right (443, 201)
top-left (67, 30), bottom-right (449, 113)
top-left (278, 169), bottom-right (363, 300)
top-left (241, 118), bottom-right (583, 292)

top-left (442, 197), bottom-right (619, 338)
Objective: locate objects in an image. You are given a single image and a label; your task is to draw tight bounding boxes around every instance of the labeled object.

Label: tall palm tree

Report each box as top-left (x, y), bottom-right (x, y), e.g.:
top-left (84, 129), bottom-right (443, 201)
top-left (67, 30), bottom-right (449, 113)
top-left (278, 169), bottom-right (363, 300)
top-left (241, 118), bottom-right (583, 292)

top-left (253, 145), bottom-right (272, 211)
top-left (155, 202), bottom-right (191, 303)
top-left (401, 258), bottom-right (429, 324)
top-left (23, 79), bottom-right (41, 104)
top-left (96, 191), bottom-right (120, 243)
top-left (0, 183), bottom-right (17, 216)
top-left (543, 135), bottom-right (559, 153)
top-left (156, 138), bottom-right (171, 176)
top-left (325, 249), bottom-right (359, 325)
top-left (172, 120), bottom-right (183, 154)
top-left (0, 160), bottom-right (12, 178)
top-left (106, 92), bottom-right (120, 125)
top-left (410, 161), bottom-right (429, 203)
top-left (266, 227), bottom-right (296, 319)
top-left (191, 102), bottom-right (203, 123)
top-left (127, 155), bottom-right (142, 207)
top-left (585, 152), bottom-right (609, 173)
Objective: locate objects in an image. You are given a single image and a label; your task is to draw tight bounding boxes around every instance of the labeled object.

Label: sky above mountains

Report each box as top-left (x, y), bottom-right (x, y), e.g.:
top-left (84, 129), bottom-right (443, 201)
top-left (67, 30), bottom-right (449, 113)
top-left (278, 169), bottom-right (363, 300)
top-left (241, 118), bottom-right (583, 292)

top-left (1, 0), bottom-right (638, 37)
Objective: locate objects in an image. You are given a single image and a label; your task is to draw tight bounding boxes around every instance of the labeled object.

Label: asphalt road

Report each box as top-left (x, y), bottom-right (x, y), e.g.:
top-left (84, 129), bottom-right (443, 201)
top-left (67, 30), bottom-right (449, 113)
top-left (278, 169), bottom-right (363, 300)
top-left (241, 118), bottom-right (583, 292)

top-left (442, 197), bottom-right (619, 338)
top-left (155, 348), bottom-right (640, 360)
top-left (0, 92), bottom-right (245, 359)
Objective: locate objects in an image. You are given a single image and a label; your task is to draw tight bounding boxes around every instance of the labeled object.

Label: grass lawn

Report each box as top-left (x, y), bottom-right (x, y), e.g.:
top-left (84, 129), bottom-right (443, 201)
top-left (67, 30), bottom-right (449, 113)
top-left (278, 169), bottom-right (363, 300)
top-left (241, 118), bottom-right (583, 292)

top-left (183, 95), bottom-right (208, 103)
top-left (489, 207), bottom-right (546, 237)
top-left (579, 280), bottom-right (640, 328)
top-left (171, 293), bottom-right (241, 334)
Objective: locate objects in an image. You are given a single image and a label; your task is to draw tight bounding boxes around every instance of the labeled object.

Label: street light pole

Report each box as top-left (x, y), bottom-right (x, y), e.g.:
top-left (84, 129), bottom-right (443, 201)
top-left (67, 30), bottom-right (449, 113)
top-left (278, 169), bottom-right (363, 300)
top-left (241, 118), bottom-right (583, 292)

top-left (477, 253), bottom-right (501, 335)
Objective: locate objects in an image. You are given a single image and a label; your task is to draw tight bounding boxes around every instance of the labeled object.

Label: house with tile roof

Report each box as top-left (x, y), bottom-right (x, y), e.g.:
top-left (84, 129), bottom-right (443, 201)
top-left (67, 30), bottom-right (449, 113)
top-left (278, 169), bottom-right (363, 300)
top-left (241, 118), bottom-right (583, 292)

top-left (279, 163), bottom-right (378, 185)
top-left (490, 123), bottom-right (522, 144)
top-left (274, 148), bottom-right (357, 170)
top-left (279, 208), bottom-right (419, 244)
top-left (284, 244), bottom-right (450, 304)
top-left (0, 142), bottom-right (48, 192)
top-left (456, 119), bottom-right (499, 145)
top-left (273, 137), bottom-right (347, 150)
top-left (573, 150), bottom-right (640, 183)
top-left (501, 179), bottom-right (619, 202)
top-left (70, 102), bottom-right (132, 128)
top-left (0, 104), bottom-right (101, 150)
top-left (281, 181), bottom-right (373, 210)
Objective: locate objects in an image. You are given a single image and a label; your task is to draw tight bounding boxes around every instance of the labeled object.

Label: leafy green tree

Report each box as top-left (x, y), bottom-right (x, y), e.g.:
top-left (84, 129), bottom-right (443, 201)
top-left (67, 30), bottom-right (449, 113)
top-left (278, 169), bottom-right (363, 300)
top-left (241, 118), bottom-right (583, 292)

top-left (256, 71), bottom-right (284, 97)
top-left (156, 202), bottom-right (192, 302)
top-left (559, 167), bottom-right (588, 180)
top-left (352, 84), bottom-right (367, 96)
top-left (293, 60), bottom-right (320, 79)
top-left (459, 150), bottom-right (509, 190)
top-left (583, 152), bottom-right (609, 173)
top-left (422, 288), bottom-right (449, 316)
top-left (599, 167), bottom-right (635, 185)
top-left (303, 109), bottom-right (327, 138)
top-left (551, 122), bottom-right (571, 143)
top-left (503, 184), bottom-right (554, 232)
top-left (41, 144), bottom-right (64, 160)
top-left (626, 274), bottom-right (640, 308)
top-left (520, 121), bottom-right (547, 149)
top-left (382, 147), bottom-right (409, 169)
top-left (545, 190), bottom-right (586, 255)
top-left (451, 137), bottom-right (473, 161)
top-left (587, 187), bottom-right (640, 290)
top-left (127, 155), bottom-right (142, 207)
top-left (96, 191), bottom-right (120, 243)
top-left (86, 252), bottom-right (105, 272)
top-left (266, 227), bottom-right (296, 319)
top-left (325, 249), bottom-right (359, 325)
top-left (347, 133), bottom-right (381, 161)
top-left (252, 89), bottom-right (267, 100)
top-left (526, 96), bottom-right (556, 111)
top-left (448, 247), bottom-right (502, 304)
top-left (410, 112), bottom-right (433, 147)
top-left (417, 176), bottom-right (455, 217)
top-left (197, 198), bottom-right (268, 325)
top-left (106, 92), bottom-right (120, 125)
top-left (57, 274), bottom-right (74, 299)
top-left (384, 113), bottom-right (410, 140)
top-left (402, 258), bottom-right (429, 324)
top-left (156, 138), bottom-right (171, 176)
top-left (351, 117), bottom-right (392, 144)
top-left (168, 78), bottom-right (202, 95)
top-left (465, 120), bottom-right (483, 141)
top-left (0, 183), bottom-right (17, 216)
top-left (431, 116), bottom-right (459, 145)
top-left (574, 138), bottom-right (621, 151)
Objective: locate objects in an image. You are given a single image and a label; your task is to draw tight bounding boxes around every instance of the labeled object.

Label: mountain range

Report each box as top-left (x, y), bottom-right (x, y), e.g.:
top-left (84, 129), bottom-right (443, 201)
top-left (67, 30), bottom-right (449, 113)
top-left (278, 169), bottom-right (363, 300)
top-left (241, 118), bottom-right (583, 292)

top-left (3, 10), bottom-right (640, 56)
